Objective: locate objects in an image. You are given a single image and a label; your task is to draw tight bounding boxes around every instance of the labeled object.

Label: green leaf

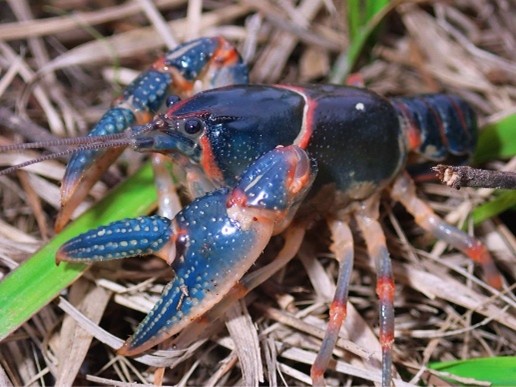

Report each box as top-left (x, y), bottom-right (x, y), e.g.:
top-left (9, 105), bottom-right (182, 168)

top-left (330, 0), bottom-right (391, 83)
top-left (347, 0), bottom-right (390, 41)
top-left (429, 356), bottom-right (516, 386)
top-left (474, 113), bottom-right (516, 164)
top-left (472, 190), bottom-right (516, 225)
top-left (0, 163), bottom-right (157, 341)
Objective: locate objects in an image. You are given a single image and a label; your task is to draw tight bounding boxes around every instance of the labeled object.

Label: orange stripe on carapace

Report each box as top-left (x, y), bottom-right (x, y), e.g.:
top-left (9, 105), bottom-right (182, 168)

top-left (275, 85), bottom-right (315, 149)
top-left (199, 135), bottom-right (224, 182)
top-left (376, 276), bottom-right (395, 303)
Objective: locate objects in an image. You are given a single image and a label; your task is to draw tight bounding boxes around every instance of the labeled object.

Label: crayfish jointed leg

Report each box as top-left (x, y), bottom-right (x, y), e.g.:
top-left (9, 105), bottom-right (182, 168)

top-left (354, 199), bottom-right (396, 387)
top-left (391, 172), bottom-right (503, 289)
top-left (311, 219), bottom-right (355, 386)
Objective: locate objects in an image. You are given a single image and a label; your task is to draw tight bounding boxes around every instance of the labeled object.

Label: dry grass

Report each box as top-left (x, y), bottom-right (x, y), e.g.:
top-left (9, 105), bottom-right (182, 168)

top-left (0, 0), bottom-right (515, 386)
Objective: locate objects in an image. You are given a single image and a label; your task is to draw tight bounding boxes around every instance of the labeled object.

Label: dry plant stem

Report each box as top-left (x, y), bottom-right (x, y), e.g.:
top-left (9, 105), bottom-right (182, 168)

top-left (2, 1), bottom-right (514, 386)
top-left (434, 164), bottom-right (516, 190)
top-left (0, 107), bottom-right (59, 150)
top-left (224, 301), bottom-right (263, 386)
top-left (7, 0), bottom-right (78, 137)
top-left (0, 0), bottom-right (185, 41)
top-left (15, 170), bottom-right (48, 239)
top-left (253, 303), bottom-right (369, 358)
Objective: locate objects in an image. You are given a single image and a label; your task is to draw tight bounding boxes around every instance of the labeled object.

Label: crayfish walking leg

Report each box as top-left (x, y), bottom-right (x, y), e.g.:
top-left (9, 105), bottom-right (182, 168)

top-left (391, 172), bottom-right (503, 289)
top-left (354, 199), bottom-right (396, 387)
top-left (311, 219), bottom-right (355, 386)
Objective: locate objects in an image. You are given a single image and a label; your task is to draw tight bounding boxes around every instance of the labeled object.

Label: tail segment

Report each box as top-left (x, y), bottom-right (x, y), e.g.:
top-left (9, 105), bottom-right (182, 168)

top-left (392, 94), bottom-right (477, 162)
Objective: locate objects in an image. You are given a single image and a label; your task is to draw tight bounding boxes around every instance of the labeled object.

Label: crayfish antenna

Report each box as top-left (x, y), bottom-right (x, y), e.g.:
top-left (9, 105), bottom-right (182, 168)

top-left (0, 134), bottom-right (133, 177)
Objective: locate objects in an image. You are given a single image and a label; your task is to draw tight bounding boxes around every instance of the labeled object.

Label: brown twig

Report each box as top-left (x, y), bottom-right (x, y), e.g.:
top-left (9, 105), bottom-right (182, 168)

top-left (434, 164), bottom-right (516, 190)
top-left (0, 107), bottom-right (59, 147)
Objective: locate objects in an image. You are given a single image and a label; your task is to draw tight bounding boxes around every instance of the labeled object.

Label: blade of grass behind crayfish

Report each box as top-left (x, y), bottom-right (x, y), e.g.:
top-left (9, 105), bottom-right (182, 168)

top-left (329, 0), bottom-right (391, 83)
top-left (0, 162), bottom-right (157, 341)
top-left (474, 113), bottom-right (516, 165)
top-left (429, 357), bottom-right (516, 386)
top-left (471, 113), bottom-right (516, 223)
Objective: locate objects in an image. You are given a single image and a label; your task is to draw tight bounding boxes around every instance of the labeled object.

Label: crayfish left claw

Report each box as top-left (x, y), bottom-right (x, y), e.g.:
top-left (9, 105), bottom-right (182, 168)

top-left (56, 215), bottom-right (176, 265)
top-left (56, 37), bottom-right (248, 231)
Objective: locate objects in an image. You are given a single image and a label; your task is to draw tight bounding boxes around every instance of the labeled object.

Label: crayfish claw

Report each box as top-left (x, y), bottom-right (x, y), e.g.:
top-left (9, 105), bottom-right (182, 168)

top-left (56, 37), bottom-right (248, 231)
top-left (118, 146), bottom-right (316, 355)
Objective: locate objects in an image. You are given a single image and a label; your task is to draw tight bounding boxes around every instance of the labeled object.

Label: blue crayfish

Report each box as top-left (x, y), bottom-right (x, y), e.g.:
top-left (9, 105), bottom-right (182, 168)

top-left (1, 36), bottom-right (504, 387)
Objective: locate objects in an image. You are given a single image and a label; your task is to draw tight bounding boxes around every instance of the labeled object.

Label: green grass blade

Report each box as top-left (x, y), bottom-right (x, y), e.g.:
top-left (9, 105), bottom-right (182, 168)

top-left (474, 113), bottom-right (516, 164)
top-left (472, 190), bottom-right (516, 225)
top-left (0, 163), bottom-right (157, 340)
top-left (348, 0), bottom-right (390, 40)
top-left (429, 356), bottom-right (516, 386)
top-left (330, 0), bottom-right (391, 83)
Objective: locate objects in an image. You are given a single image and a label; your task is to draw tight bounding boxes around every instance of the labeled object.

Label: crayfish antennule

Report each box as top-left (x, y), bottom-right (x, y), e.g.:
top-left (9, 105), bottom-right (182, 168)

top-left (0, 134), bottom-right (133, 176)
top-left (0, 132), bottom-right (128, 152)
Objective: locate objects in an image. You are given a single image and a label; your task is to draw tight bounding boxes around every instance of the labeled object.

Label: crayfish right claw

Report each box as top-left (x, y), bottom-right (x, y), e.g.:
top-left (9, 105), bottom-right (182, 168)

top-left (57, 145), bottom-right (316, 355)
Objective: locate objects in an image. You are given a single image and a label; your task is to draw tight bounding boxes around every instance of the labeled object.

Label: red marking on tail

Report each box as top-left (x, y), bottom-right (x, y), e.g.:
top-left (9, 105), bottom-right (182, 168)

top-left (448, 95), bottom-right (468, 135)
top-left (397, 103), bottom-right (422, 151)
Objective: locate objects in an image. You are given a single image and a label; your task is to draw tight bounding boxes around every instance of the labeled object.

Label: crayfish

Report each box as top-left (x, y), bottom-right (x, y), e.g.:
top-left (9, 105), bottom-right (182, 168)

top-left (0, 36), bottom-right (506, 386)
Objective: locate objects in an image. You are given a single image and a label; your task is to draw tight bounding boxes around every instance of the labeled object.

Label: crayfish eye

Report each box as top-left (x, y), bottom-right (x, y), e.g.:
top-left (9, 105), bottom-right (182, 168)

top-left (183, 118), bottom-right (203, 135)
top-left (166, 95), bottom-right (181, 107)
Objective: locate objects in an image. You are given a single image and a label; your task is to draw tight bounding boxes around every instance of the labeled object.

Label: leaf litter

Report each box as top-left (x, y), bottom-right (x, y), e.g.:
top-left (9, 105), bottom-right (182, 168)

top-left (0, 0), bottom-right (514, 385)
